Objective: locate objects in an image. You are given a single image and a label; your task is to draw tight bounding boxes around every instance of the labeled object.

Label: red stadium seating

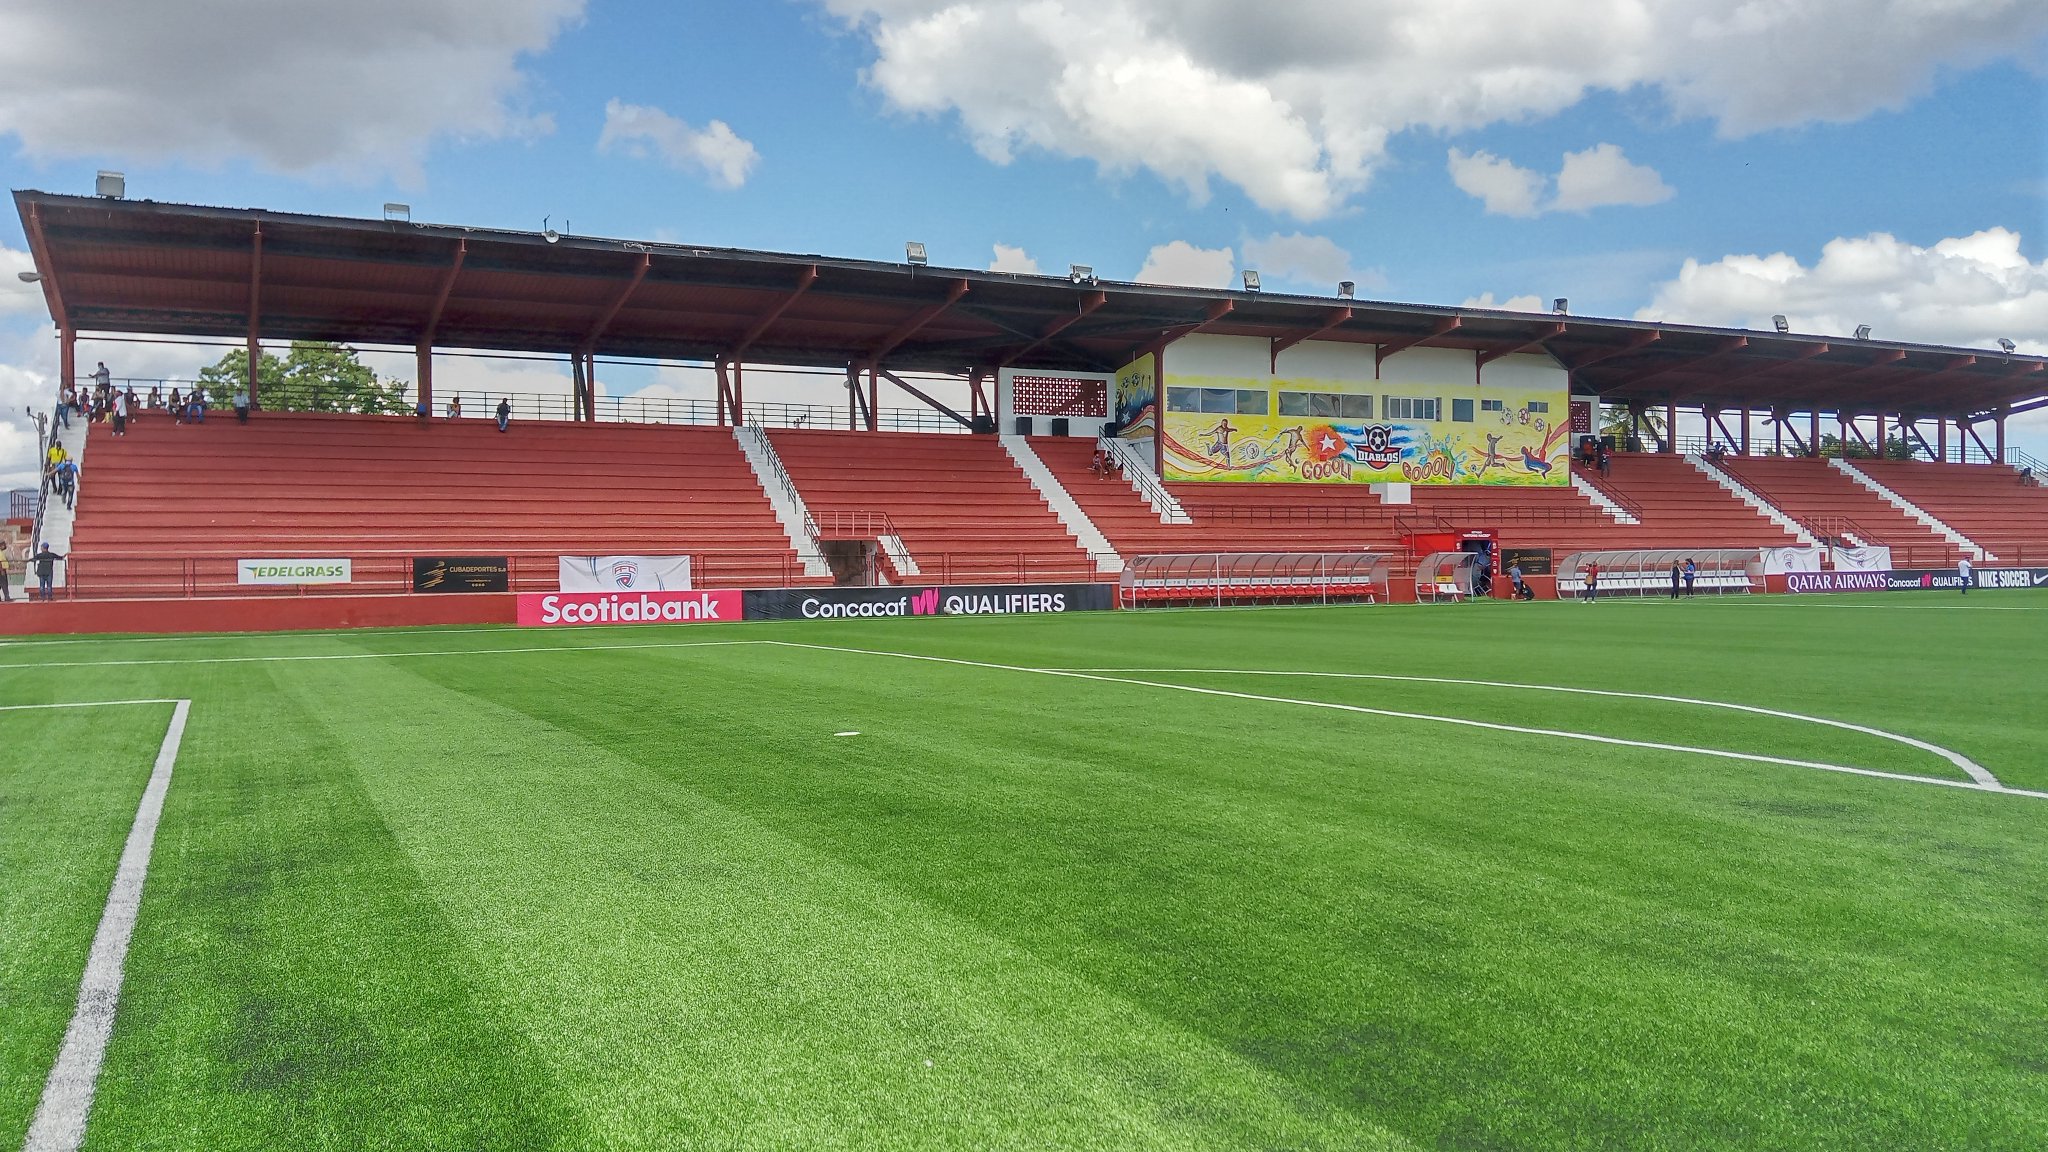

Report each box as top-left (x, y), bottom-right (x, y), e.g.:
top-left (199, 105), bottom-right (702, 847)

top-left (1571, 454), bottom-right (1801, 551)
top-left (1844, 460), bottom-right (2048, 562)
top-left (1715, 455), bottom-right (1958, 564)
top-left (767, 429), bottom-right (1096, 582)
top-left (65, 412), bottom-right (817, 596)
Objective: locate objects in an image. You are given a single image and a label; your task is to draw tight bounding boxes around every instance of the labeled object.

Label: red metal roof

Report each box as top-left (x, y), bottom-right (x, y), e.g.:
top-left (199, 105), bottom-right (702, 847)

top-left (17, 190), bottom-right (2045, 419)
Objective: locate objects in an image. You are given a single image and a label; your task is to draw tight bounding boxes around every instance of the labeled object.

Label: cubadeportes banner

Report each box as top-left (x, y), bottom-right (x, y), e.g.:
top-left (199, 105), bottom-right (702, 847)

top-left (237, 558), bottom-right (351, 585)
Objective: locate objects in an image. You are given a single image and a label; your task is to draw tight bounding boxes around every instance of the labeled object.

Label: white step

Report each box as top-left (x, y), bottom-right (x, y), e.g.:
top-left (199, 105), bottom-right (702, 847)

top-left (877, 533), bottom-right (921, 579)
top-left (1102, 437), bottom-right (1192, 523)
top-left (732, 425), bottom-right (830, 579)
top-left (1570, 473), bottom-right (1639, 525)
top-left (1685, 454), bottom-right (1816, 546)
top-left (1000, 435), bottom-right (1121, 573)
top-left (1829, 458), bottom-right (1991, 560)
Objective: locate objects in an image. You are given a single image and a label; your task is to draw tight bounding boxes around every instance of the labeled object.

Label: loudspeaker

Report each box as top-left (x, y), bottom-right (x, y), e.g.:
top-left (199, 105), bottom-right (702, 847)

top-left (1014, 416), bottom-right (1034, 435)
top-left (971, 415), bottom-right (995, 434)
top-left (1050, 417), bottom-right (1070, 436)
top-left (1102, 421), bottom-right (1119, 436)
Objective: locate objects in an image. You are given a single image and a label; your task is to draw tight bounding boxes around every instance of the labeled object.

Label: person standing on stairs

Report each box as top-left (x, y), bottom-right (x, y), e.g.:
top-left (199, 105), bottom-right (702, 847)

top-left (496, 397), bottom-right (512, 433)
top-left (111, 387), bottom-right (128, 437)
top-left (29, 543), bottom-right (63, 601)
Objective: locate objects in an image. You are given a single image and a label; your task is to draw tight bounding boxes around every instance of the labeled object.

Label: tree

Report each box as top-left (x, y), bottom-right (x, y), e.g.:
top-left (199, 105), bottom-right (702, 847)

top-left (1601, 405), bottom-right (1666, 452)
top-left (1814, 434), bottom-right (1915, 461)
top-left (197, 341), bottom-right (411, 415)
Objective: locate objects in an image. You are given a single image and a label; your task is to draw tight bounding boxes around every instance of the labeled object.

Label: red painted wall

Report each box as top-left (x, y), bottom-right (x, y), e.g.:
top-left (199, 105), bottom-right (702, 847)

top-left (0, 594), bottom-right (517, 637)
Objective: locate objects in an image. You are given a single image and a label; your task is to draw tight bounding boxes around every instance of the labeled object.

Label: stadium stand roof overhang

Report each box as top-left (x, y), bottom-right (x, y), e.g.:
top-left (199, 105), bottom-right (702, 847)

top-left (17, 190), bottom-right (2046, 420)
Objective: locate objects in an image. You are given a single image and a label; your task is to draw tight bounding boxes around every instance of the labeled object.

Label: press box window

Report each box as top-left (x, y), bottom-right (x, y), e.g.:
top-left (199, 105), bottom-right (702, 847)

top-left (1166, 386), bottom-right (1200, 412)
top-left (1277, 391), bottom-right (1369, 419)
top-left (1384, 396), bottom-right (1440, 421)
top-left (1452, 399), bottom-right (1475, 423)
top-left (1527, 401), bottom-right (1550, 413)
top-left (1481, 399), bottom-right (1506, 413)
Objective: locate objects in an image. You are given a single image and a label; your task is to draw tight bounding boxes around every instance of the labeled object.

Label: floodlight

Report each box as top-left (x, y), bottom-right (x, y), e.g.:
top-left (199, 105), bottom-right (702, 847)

top-left (1338, 281), bottom-right (1356, 299)
top-left (1069, 264), bottom-right (1094, 285)
top-left (1854, 325), bottom-right (1872, 340)
top-left (95, 171), bottom-right (124, 199)
top-left (541, 215), bottom-right (560, 245)
top-left (1553, 298), bottom-right (1569, 315)
top-left (16, 271), bottom-right (40, 284)
top-left (384, 202), bottom-right (411, 222)
top-left (906, 241), bottom-right (928, 266)
top-left (1242, 270), bottom-right (1261, 292)
top-left (1772, 314), bottom-right (1789, 333)
top-left (1998, 338), bottom-right (2017, 354)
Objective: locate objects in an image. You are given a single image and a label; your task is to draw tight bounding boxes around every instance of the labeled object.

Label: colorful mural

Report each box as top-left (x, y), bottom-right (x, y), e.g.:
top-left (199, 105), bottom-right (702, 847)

top-left (1112, 353), bottom-right (1156, 440)
top-left (1161, 377), bottom-right (1570, 487)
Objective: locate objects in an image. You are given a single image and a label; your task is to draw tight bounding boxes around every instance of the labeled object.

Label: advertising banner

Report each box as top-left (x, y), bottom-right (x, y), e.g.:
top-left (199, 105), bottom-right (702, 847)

top-left (1784, 567), bottom-right (2048, 593)
top-left (1830, 546), bottom-right (1893, 572)
top-left (237, 558), bottom-right (351, 586)
top-left (1763, 547), bottom-right (1824, 575)
top-left (744, 583), bottom-right (1115, 622)
top-left (559, 555), bottom-right (693, 592)
top-left (1785, 571), bottom-right (1893, 593)
top-left (1160, 378), bottom-right (1570, 487)
top-left (1500, 548), bottom-right (1553, 576)
top-left (413, 556), bottom-right (511, 593)
top-left (517, 589), bottom-right (741, 626)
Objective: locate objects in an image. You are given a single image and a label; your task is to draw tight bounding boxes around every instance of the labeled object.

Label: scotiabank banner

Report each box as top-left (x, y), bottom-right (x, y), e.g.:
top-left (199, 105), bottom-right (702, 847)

top-left (744, 583), bottom-right (1115, 621)
top-left (517, 589), bottom-right (742, 626)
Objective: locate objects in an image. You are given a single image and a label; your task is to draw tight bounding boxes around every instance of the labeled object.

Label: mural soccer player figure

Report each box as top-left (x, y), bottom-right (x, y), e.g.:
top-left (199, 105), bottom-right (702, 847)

top-left (1476, 433), bottom-right (1507, 476)
top-left (1203, 418), bottom-right (1236, 462)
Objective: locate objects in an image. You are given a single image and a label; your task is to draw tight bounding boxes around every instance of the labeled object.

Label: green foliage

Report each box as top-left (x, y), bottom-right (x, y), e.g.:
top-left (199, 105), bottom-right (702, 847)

top-left (1600, 405), bottom-right (1666, 451)
top-left (196, 342), bottom-right (411, 415)
top-left (1815, 433), bottom-right (1916, 461)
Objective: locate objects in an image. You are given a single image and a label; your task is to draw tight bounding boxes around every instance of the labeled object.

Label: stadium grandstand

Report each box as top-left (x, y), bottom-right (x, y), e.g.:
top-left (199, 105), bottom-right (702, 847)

top-left (9, 188), bottom-right (2047, 628)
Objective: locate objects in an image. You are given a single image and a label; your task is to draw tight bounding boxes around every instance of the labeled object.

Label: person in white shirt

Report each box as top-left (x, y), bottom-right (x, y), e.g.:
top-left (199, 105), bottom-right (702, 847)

top-left (1957, 555), bottom-right (1972, 595)
top-left (111, 388), bottom-right (129, 436)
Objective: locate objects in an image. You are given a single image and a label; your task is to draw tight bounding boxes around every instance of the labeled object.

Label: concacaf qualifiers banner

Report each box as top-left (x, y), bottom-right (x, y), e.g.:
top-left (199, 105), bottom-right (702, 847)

top-left (744, 583), bottom-right (1114, 621)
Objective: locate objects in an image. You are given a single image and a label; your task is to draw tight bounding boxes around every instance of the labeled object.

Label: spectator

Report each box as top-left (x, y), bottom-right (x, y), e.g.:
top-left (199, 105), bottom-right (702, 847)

top-left (188, 387), bottom-right (207, 423)
top-left (168, 387), bottom-right (183, 423)
top-left (55, 457), bottom-right (79, 510)
top-left (1091, 444), bottom-right (1109, 475)
top-left (1583, 561), bottom-right (1600, 603)
top-left (1683, 557), bottom-right (1698, 596)
top-left (233, 387), bottom-right (250, 423)
top-left (29, 542), bottom-right (63, 601)
top-left (1958, 555), bottom-right (1972, 595)
top-left (55, 384), bottom-right (72, 429)
top-left (0, 545), bottom-right (11, 602)
top-left (447, 396), bottom-right (463, 419)
top-left (415, 398), bottom-right (430, 420)
top-left (496, 397), bottom-right (511, 433)
top-left (1508, 560), bottom-right (1531, 601)
top-left (111, 387), bottom-right (129, 437)
top-left (92, 361), bottom-right (111, 393)
top-left (45, 439), bottom-right (65, 472)
top-left (147, 383), bottom-right (162, 412)
top-left (1669, 561), bottom-right (1682, 599)
top-left (1597, 444), bottom-right (1612, 478)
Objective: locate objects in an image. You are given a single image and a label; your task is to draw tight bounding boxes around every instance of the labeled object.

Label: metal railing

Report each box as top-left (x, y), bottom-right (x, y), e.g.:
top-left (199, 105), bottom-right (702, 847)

top-left (1100, 437), bottom-right (1188, 522)
top-left (809, 510), bottom-right (900, 540)
top-left (1568, 464), bottom-right (1649, 520)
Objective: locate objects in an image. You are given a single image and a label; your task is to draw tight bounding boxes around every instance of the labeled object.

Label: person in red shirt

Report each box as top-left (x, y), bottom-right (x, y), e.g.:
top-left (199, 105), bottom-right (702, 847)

top-left (1583, 561), bottom-right (1600, 603)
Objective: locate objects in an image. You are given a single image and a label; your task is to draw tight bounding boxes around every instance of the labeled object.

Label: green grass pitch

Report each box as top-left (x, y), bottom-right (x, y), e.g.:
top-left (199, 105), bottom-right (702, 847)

top-left (2, 592), bottom-right (2045, 1150)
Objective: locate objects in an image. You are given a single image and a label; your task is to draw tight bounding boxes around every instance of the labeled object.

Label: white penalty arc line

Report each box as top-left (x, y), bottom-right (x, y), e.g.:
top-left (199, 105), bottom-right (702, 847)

top-left (22, 698), bottom-right (190, 1152)
top-left (762, 642), bottom-right (2047, 801)
top-left (1041, 667), bottom-right (2003, 790)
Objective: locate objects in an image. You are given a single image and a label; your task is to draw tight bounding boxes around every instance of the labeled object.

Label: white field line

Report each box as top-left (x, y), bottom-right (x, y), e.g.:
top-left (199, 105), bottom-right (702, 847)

top-left (0, 699), bottom-right (186, 712)
top-left (762, 642), bottom-right (2047, 801)
top-left (0, 638), bottom-right (770, 671)
top-left (20, 699), bottom-right (190, 1152)
top-left (1042, 668), bottom-right (2002, 789)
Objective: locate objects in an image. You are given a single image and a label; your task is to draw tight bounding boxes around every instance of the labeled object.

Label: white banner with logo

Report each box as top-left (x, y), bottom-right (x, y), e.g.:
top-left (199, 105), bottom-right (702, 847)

top-left (237, 558), bottom-right (352, 585)
top-left (1762, 547), bottom-right (1823, 575)
top-left (558, 555), bottom-right (693, 592)
top-left (1830, 546), bottom-right (1894, 572)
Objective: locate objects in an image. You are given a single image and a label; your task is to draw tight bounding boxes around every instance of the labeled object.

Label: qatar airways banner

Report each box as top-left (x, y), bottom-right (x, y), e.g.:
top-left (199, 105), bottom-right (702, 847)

top-left (1785, 567), bottom-right (2048, 594)
top-left (517, 589), bottom-right (742, 626)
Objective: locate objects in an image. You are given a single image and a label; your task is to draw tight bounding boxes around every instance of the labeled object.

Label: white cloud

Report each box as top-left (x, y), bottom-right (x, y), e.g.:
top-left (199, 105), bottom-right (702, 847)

top-left (988, 244), bottom-right (1042, 274)
top-left (598, 99), bottom-right (760, 189)
top-left (2, 248), bottom-right (46, 316)
top-left (1462, 292), bottom-right (1550, 313)
top-left (1134, 241), bottom-right (1235, 289)
top-left (1552, 143), bottom-right (1674, 212)
top-left (1241, 232), bottom-right (1360, 290)
top-left (0, 0), bottom-right (582, 177)
top-left (1450, 143), bottom-right (1671, 216)
top-left (1447, 149), bottom-right (1546, 218)
top-left (1636, 227), bottom-right (2048, 354)
top-left (822, 0), bottom-right (2047, 220)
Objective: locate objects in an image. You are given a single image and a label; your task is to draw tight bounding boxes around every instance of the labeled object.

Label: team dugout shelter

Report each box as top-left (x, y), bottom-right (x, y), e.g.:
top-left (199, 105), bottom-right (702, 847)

top-left (16, 188), bottom-right (2047, 488)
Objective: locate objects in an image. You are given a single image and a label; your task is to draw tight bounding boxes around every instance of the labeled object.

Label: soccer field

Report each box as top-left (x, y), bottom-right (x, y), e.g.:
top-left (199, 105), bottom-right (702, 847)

top-left (3, 594), bottom-right (2045, 1151)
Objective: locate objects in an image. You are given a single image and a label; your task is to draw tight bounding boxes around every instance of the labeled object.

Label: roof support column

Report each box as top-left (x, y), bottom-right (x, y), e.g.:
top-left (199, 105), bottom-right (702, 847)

top-left (59, 325), bottom-right (75, 411)
top-left (1152, 340), bottom-right (1168, 476)
top-left (1876, 412), bottom-right (1888, 457)
top-left (1773, 409), bottom-right (1784, 456)
top-left (247, 223), bottom-right (263, 408)
top-left (1937, 417), bottom-right (1949, 463)
top-left (587, 352), bottom-right (600, 422)
top-left (867, 366), bottom-right (880, 432)
top-left (1740, 408), bottom-right (1751, 455)
top-left (1810, 410), bottom-right (1820, 456)
top-left (416, 344), bottom-right (433, 413)
top-left (1664, 402), bottom-right (1677, 453)
top-left (1996, 412), bottom-right (2007, 463)
top-left (968, 369), bottom-right (990, 430)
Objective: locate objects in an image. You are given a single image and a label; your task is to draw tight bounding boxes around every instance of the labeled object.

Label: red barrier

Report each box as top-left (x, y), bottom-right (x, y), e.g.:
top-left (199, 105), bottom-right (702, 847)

top-left (0, 594), bottom-right (517, 636)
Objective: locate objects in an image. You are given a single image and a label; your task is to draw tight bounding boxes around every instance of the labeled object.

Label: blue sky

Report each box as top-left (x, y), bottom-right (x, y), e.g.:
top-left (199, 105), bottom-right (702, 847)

top-left (2, 0), bottom-right (2045, 482)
